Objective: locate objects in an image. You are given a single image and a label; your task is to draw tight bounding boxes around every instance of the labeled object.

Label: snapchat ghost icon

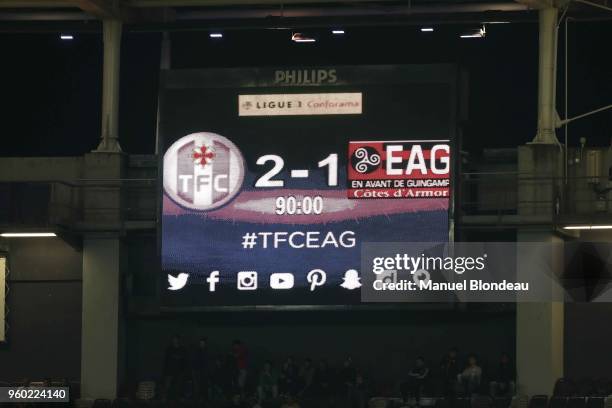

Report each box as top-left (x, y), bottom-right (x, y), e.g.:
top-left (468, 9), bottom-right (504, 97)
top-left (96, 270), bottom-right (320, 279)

top-left (340, 269), bottom-right (362, 290)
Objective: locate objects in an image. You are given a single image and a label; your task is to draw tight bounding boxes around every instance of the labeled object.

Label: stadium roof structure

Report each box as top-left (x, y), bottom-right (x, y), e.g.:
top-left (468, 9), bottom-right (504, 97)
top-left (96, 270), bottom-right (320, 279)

top-left (0, 0), bottom-right (611, 29)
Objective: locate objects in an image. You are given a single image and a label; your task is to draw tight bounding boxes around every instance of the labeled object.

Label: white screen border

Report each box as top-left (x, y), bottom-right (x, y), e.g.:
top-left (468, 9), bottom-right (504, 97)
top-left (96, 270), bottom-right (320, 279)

top-left (0, 256), bottom-right (5, 343)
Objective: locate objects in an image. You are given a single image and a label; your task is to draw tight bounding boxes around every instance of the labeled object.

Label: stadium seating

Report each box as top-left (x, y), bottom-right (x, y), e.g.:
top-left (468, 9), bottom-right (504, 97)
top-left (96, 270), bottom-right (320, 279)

top-left (472, 396), bottom-right (494, 408)
top-left (554, 379), bottom-right (577, 397)
top-left (135, 381), bottom-right (156, 401)
top-left (567, 397), bottom-right (587, 408)
top-left (4, 374), bottom-right (612, 408)
top-left (511, 395), bottom-right (529, 408)
top-left (529, 395), bottom-right (549, 408)
top-left (92, 399), bottom-right (113, 408)
top-left (549, 396), bottom-right (569, 408)
top-left (586, 398), bottom-right (605, 408)
top-left (494, 396), bottom-right (513, 408)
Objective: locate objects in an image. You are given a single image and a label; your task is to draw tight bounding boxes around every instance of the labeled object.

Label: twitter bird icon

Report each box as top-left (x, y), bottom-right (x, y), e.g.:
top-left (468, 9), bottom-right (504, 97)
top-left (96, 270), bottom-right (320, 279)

top-left (168, 273), bottom-right (189, 291)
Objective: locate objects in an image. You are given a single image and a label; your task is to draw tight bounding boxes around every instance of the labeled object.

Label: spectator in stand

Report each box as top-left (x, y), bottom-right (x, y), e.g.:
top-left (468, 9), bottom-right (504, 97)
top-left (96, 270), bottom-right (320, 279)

top-left (440, 347), bottom-right (460, 399)
top-left (459, 354), bottom-right (482, 396)
top-left (232, 340), bottom-right (249, 396)
top-left (257, 360), bottom-right (279, 401)
top-left (402, 356), bottom-right (430, 406)
top-left (192, 337), bottom-right (210, 402)
top-left (224, 393), bottom-right (247, 408)
top-left (281, 394), bottom-right (301, 408)
top-left (349, 371), bottom-right (367, 408)
top-left (212, 353), bottom-right (238, 401)
top-left (298, 358), bottom-right (316, 396)
top-left (210, 356), bottom-right (226, 401)
top-left (225, 352), bottom-right (240, 396)
top-left (340, 356), bottom-right (357, 403)
top-left (489, 353), bottom-right (516, 397)
top-left (279, 356), bottom-right (298, 396)
top-left (162, 335), bottom-right (188, 401)
top-left (313, 359), bottom-right (333, 398)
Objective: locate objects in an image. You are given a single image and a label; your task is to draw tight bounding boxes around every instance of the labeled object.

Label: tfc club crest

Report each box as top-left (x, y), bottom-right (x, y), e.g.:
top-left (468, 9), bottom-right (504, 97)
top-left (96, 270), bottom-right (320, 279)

top-left (163, 132), bottom-right (245, 211)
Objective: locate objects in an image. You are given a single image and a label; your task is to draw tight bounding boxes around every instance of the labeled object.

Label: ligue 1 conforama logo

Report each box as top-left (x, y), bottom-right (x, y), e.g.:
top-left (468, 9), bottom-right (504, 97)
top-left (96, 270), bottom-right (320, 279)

top-left (163, 132), bottom-right (245, 211)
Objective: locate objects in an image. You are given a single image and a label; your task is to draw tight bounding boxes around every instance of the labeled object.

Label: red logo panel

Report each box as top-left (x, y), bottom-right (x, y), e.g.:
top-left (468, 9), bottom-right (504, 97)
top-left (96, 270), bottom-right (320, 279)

top-left (347, 140), bottom-right (450, 199)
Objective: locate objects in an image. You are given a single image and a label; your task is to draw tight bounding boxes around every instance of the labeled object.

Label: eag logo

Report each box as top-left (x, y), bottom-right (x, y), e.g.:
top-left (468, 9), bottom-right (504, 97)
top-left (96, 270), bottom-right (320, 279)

top-left (348, 141), bottom-right (450, 177)
top-left (163, 132), bottom-right (245, 211)
top-left (350, 146), bottom-right (382, 174)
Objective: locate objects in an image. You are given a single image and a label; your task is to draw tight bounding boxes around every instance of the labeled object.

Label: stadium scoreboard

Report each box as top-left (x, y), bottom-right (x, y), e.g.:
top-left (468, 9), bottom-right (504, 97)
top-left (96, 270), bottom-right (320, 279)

top-left (159, 65), bottom-right (457, 308)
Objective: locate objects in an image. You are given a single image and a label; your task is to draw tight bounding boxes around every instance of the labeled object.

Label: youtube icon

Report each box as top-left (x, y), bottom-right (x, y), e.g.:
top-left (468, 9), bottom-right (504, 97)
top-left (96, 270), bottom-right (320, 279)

top-left (270, 273), bottom-right (295, 290)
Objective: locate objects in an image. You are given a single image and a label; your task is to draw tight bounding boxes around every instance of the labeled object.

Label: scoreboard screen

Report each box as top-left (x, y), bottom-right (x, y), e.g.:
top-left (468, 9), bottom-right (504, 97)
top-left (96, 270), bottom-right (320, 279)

top-left (1, 256), bottom-right (5, 341)
top-left (159, 65), bottom-right (456, 308)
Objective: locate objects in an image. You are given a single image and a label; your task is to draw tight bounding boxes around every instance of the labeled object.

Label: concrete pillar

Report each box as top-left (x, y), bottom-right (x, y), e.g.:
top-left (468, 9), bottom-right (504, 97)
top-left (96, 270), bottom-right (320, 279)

top-left (96, 19), bottom-right (123, 153)
top-left (532, 6), bottom-right (560, 144)
top-left (82, 153), bottom-right (125, 225)
top-left (516, 301), bottom-right (564, 395)
top-left (80, 152), bottom-right (126, 399)
top-left (160, 31), bottom-right (171, 70)
top-left (81, 237), bottom-right (124, 399)
top-left (155, 32), bottom-right (171, 155)
top-left (518, 144), bottom-right (563, 217)
top-left (517, 140), bottom-right (564, 394)
top-left (516, 231), bottom-right (564, 396)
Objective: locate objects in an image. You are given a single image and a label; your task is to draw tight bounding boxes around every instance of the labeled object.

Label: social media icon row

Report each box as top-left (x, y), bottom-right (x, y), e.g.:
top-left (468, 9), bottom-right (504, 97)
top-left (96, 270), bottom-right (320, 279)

top-left (237, 271), bottom-right (311, 291)
top-left (168, 269), bottom-right (362, 292)
top-left (238, 270), bottom-right (362, 292)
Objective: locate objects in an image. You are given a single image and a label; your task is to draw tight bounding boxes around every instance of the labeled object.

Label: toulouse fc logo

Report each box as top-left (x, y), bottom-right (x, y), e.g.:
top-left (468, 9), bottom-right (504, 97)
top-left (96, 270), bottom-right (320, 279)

top-left (163, 132), bottom-right (245, 211)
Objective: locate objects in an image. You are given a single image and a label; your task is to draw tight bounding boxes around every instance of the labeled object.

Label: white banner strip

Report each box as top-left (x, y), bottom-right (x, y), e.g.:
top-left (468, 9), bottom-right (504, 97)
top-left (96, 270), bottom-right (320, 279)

top-left (0, 257), bottom-right (5, 342)
top-left (239, 93), bottom-right (362, 116)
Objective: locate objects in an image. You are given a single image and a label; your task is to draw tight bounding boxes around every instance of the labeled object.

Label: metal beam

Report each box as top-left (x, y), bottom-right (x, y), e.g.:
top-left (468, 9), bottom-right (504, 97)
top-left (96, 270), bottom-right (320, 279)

top-left (0, 11), bottom-right (91, 21)
top-left (0, 10), bottom-right (535, 27)
top-left (125, 0), bottom-right (527, 8)
top-left (515, 0), bottom-right (555, 9)
top-left (531, 5), bottom-right (561, 144)
top-left (170, 3), bottom-right (530, 15)
top-left (1, 0), bottom-right (610, 22)
top-left (575, 0), bottom-right (612, 12)
top-left (95, 19), bottom-right (123, 153)
top-left (558, 104), bottom-right (612, 126)
top-left (170, 9), bottom-right (534, 22)
top-left (130, 0), bottom-right (381, 5)
top-left (0, 1), bottom-right (73, 6)
top-left (72, 0), bottom-right (121, 18)
top-left (0, 0), bottom-right (528, 8)
top-left (0, 0), bottom-right (125, 19)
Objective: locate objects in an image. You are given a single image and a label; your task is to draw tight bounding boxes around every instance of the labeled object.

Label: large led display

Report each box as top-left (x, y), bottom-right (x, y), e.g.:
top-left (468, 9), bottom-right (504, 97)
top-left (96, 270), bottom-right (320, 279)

top-left (160, 65), bottom-right (456, 307)
top-left (1, 256), bottom-right (5, 341)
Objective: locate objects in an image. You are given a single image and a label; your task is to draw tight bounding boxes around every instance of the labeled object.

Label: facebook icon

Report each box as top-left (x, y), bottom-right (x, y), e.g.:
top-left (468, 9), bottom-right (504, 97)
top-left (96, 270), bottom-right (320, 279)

top-left (206, 271), bottom-right (220, 292)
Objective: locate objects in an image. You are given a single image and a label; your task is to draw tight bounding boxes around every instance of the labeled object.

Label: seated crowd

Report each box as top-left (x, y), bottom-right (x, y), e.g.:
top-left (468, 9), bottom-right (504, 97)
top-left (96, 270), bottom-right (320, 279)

top-left (158, 336), bottom-right (517, 408)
